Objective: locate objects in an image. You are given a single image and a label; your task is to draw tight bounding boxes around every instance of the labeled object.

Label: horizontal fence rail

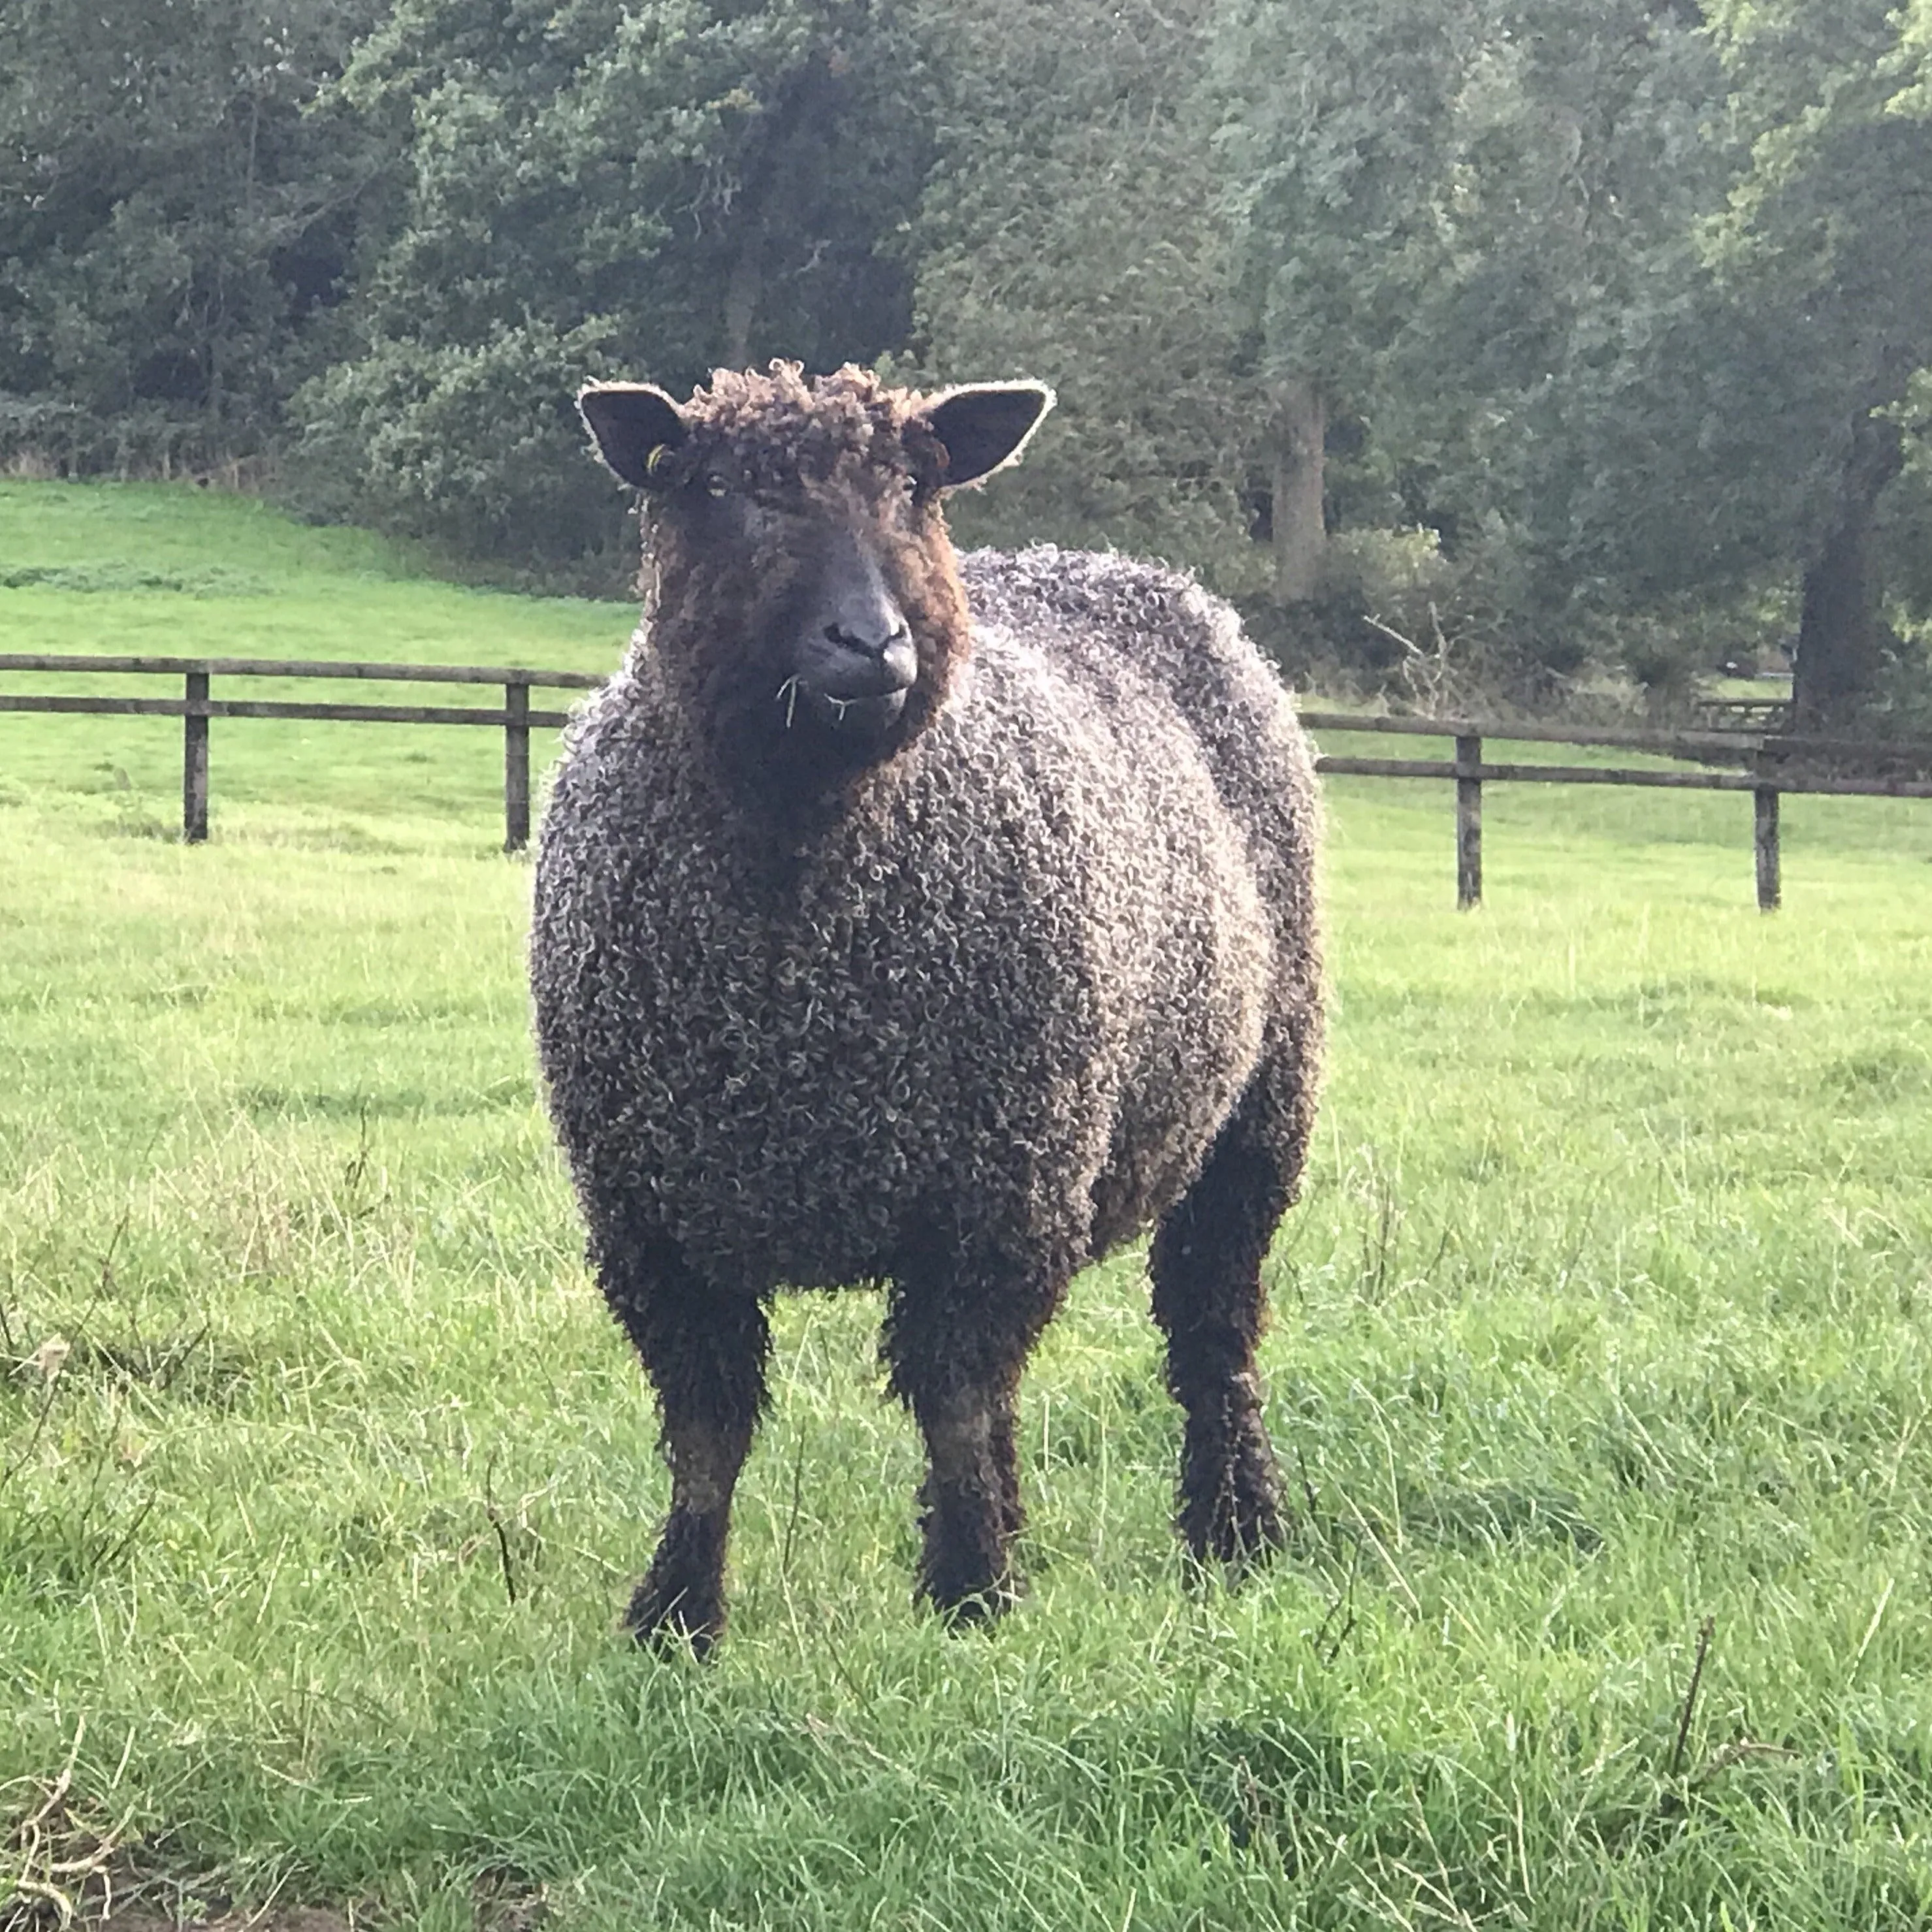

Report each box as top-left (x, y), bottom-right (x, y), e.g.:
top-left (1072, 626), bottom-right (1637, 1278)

top-left (0, 653), bottom-right (607, 684)
top-left (5, 657), bottom-right (1931, 900)
top-left (0, 653), bottom-right (604, 849)
top-left (1294, 709), bottom-right (1932, 765)
top-left (1312, 753), bottom-right (1932, 797)
top-left (0, 693), bottom-right (576, 726)
top-left (1298, 711), bottom-right (1932, 910)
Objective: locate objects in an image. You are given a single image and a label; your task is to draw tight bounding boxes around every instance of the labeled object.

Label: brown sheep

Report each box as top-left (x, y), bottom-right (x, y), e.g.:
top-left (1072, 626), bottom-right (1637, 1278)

top-left (530, 363), bottom-right (1322, 1652)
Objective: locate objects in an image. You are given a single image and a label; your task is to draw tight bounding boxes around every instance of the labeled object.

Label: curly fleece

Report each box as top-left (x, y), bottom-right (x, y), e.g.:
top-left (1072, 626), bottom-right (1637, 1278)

top-left (532, 536), bottom-right (1322, 1296)
top-left (528, 364), bottom-right (1323, 1634)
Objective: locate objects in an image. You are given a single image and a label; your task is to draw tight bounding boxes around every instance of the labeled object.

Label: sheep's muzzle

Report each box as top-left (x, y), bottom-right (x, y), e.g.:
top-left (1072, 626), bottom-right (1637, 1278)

top-left (781, 524), bottom-right (919, 737)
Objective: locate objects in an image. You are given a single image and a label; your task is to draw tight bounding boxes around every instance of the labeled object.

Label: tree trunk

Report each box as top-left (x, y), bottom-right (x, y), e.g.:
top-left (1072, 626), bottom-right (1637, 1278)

top-left (722, 235), bottom-right (763, 370)
top-left (716, 59), bottom-right (843, 371)
top-left (1270, 380), bottom-right (1327, 602)
top-left (1792, 411), bottom-right (1903, 730)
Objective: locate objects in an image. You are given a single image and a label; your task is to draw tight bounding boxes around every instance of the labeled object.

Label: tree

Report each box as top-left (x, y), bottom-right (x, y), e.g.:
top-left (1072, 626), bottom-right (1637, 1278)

top-left (1377, 1), bottom-right (1743, 677)
top-left (1207, 0), bottom-right (1496, 600)
top-left (0, 0), bottom-right (384, 470)
top-left (894, 0), bottom-right (1261, 588)
top-left (1698, 0), bottom-right (1932, 725)
top-left (1211, 0), bottom-right (1932, 714)
top-left (295, 0), bottom-right (933, 573)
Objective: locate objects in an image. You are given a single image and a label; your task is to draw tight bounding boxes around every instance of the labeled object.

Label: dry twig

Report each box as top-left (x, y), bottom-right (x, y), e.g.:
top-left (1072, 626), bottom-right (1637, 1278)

top-left (1669, 1616), bottom-right (1716, 1777)
top-left (2, 1721), bottom-right (142, 1931)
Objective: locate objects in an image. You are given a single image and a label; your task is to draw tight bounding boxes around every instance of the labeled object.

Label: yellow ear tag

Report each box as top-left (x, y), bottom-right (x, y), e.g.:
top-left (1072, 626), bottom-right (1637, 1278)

top-left (645, 444), bottom-right (674, 480)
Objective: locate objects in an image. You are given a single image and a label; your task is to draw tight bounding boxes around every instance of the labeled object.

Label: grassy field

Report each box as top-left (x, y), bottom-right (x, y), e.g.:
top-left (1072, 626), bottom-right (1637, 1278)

top-left (5, 480), bottom-right (1932, 1930)
top-left (0, 480), bottom-right (632, 833)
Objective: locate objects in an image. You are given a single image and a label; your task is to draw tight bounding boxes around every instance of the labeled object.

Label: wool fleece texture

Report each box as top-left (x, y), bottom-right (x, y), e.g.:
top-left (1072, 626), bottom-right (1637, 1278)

top-left (530, 364), bottom-right (1323, 1648)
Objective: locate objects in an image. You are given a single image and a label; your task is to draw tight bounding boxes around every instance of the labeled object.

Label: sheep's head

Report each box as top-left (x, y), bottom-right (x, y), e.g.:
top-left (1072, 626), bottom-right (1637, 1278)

top-left (579, 363), bottom-right (1052, 809)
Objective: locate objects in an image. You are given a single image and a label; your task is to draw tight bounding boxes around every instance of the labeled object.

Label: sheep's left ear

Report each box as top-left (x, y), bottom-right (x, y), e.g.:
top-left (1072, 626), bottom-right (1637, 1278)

top-left (916, 383), bottom-right (1055, 487)
top-left (578, 382), bottom-right (688, 489)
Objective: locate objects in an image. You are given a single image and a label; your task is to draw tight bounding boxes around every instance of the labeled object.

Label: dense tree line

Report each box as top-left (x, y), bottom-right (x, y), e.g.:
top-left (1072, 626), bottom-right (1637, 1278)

top-left (3, 0), bottom-right (1929, 720)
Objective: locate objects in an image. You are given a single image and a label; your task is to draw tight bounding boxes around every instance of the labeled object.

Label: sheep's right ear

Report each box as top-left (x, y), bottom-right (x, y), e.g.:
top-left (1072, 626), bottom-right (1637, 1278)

top-left (578, 383), bottom-right (688, 489)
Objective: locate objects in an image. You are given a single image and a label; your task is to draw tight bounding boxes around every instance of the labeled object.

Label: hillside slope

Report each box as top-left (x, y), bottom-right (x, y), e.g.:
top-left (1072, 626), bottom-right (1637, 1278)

top-left (0, 481), bottom-right (634, 835)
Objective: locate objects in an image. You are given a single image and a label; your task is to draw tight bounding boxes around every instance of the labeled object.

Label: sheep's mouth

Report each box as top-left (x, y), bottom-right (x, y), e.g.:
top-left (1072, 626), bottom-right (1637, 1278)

top-left (803, 684), bottom-right (909, 734)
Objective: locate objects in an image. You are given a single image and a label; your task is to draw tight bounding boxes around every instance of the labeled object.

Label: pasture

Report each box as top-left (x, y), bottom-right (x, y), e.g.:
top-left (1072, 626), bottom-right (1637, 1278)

top-left (5, 480), bottom-right (1932, 1930)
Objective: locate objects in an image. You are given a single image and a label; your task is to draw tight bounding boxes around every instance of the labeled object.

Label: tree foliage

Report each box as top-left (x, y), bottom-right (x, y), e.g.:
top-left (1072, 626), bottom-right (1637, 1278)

top-left (289, 0), bottom-right (931, 570)
top-left (4, 0), bottom-right (1930, 707)
top-left (1693, 0), bottom-right (1932, 720)
top-left (0, 0), bottom-right (383, 470)
top-left (892, 0), bottom-right (1257, 583)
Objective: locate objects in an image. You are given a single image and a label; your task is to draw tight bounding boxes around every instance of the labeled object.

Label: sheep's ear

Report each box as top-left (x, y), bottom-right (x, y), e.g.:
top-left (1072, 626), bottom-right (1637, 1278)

top-left (578, 383), bottom-right (688, 489)
top-left (917, 383), bottom-right (1055, 487)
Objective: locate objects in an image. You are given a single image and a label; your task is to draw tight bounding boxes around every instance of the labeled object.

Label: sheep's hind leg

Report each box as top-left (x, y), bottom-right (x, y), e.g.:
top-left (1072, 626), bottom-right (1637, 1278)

top-left (602, 1237), bottom-right (770, 1657)
top-left (1150, 1074), bottom-right (1300, 1569)
top-left (883, 1253), bottom-right (1063, 1623)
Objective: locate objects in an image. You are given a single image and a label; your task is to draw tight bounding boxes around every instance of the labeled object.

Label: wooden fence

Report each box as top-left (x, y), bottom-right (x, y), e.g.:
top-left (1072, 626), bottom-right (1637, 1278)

top-left (1301, 711), bottom-right (1932, 910)
top-left (3, 654), bottom-right (1931, 905)
top-left (1692, 693), bottom-right (1794, 733)
top-left (0, 654), bottom-right (602, 850)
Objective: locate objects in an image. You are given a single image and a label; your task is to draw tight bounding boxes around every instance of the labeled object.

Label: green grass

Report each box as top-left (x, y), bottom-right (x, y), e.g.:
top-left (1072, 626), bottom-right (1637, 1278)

top-left (6, 481), bottom-right (1932, 1929)
top-left (0, 479), bottom-right (633, 831)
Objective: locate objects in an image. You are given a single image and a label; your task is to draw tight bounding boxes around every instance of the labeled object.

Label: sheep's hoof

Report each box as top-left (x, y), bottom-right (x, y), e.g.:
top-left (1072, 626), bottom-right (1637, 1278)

top-left (920, 1566), bottom-right (1023, 1630)
top-left (1182, 1511), bottom-right (1289, 1585)
top-left (1178, 1466), bottom-right (1291, 1579)
top-left (624, 1505), bottom-right (730, 1657)
top-left (624, 1575), bottom-right (725, 1661)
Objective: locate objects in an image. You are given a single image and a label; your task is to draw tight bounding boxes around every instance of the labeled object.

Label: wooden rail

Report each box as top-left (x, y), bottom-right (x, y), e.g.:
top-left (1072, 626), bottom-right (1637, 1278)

top-left (0, 654), bottom-right (602, 850)
top-left (5, 661), bottom-right (1931, 904)
top-left (1299, 712), bottom-right (1932, 911)
top-left (1694, 695), bottom-right (1795, 733)
top-left (1295, 709), bottom-right (1932, 765)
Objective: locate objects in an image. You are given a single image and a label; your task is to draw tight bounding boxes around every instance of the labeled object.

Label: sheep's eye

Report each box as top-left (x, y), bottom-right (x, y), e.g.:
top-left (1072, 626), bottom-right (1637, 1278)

top-left (703, 473), bottom-right (731, 500)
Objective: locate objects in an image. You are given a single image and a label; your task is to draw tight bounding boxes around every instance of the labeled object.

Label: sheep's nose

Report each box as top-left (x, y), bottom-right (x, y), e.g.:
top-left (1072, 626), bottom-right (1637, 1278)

top-left (826, 617), bottom-right (916, 693)
top-left (822, 556), bottom-right (916, 688)
top-left (824, 613), bottom-right (908, 658)
top-left (805, 532), bottom-right (918, 696)
top-left (824, 558), bottom-right (910, 651)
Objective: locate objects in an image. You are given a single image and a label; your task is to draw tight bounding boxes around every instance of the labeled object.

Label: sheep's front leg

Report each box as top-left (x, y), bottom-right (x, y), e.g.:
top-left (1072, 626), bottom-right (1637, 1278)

top-left (884, 1253), bottom-right (1064, 1622)
top-left (602, 1240), bottom-right (770, 1657)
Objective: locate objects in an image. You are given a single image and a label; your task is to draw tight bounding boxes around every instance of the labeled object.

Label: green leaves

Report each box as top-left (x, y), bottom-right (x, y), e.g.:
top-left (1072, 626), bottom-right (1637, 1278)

top-left (4, 0), bottom-right (1930, 703)
top-left (0, 0), bottom-right (389, 467)
top-left (297, 0), bottom-right (932, 571)
top-left (1681, 0), bottom-right (1932, 720)
top-left (892, 0), bottom-right (1258, 585)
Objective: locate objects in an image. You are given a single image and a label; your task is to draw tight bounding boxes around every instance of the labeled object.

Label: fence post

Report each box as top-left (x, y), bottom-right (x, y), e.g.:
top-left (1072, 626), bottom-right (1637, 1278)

top-left (504, 679), bottom-right (531, 853)
top-left (1455, 733), bottom-right (1483, 909)
top-left (1754, 786), bottom-right (1780, 912)
top-left (182, 669), bottom-right (210, 843)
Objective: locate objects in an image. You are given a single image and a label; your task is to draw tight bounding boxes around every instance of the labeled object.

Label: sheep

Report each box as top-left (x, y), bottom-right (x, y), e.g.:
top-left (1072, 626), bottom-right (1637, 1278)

top-left (530, 362), bottom-right (1323, 1652)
